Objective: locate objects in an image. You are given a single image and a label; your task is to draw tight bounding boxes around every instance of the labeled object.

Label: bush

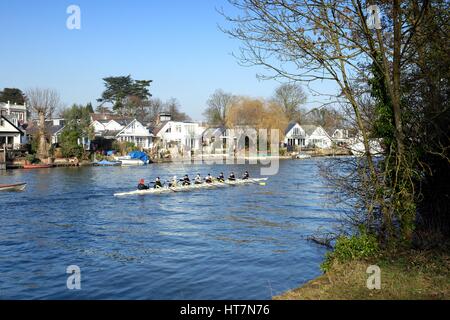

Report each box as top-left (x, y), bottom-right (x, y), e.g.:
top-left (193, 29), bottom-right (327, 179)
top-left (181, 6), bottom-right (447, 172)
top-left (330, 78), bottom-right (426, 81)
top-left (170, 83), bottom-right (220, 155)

top-left (26, 153), bottom-right (40, 164)
top-left (321, 231), bottom-right (379, 272)
top-left (112, 141), bottom-right (139, 155)
top-left (59, 129), bottom-right (84, 158)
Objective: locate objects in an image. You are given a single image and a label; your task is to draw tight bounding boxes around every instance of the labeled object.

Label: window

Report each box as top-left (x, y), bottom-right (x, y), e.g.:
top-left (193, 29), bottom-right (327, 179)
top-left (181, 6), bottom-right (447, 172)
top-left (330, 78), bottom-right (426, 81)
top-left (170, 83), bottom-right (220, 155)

top-left (176, 125), bottom-right (182, 133)
top-left (0, 119), bottom-right (3, 127)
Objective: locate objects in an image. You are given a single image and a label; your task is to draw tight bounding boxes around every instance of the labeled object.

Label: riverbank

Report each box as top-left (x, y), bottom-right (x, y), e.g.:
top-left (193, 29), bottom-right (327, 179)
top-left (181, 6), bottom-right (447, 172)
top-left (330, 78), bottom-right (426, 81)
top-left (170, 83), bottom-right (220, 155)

top-left (274, 248), bottom-right (450, 300)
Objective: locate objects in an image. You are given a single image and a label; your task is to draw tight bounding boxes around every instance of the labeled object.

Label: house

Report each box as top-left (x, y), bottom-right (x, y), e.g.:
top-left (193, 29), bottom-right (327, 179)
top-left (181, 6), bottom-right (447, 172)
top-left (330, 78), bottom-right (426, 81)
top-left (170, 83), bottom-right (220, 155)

top-left (327, 128), bottom-right (351, 146)
top-left (151, 113), bottom-right (205, 151)
top-left (201, 127), bottom-right (227, 152)
top-left (0, 101), bottom-right (28, 126)
top-left (302, 125), bottom-right (333, 148)
top-left (26, 118), bottom-right (66, 144)
top-left (89, 113), bottom-right (153, 150)
top-left (116, 119), bottom-right (153, 149)
top-left (284, 123), bottom-right (333, 149)
top-left (284, 122), bottom-right (306, 148)
top-left (0, 115), bottom-right (24, 150)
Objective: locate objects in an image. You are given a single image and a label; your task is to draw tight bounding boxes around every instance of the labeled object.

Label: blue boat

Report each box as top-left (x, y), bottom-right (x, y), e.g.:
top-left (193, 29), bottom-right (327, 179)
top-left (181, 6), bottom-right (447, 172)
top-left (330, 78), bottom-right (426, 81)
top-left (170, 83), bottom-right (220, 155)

top-left (94, 160), bottom-right (122, 166)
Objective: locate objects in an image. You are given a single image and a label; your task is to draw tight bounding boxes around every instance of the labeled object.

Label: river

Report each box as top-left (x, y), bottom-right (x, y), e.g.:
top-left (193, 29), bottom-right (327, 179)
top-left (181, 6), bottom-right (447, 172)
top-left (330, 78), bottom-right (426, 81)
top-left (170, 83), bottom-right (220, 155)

top-left (0, 158), bottom-right (343, 299)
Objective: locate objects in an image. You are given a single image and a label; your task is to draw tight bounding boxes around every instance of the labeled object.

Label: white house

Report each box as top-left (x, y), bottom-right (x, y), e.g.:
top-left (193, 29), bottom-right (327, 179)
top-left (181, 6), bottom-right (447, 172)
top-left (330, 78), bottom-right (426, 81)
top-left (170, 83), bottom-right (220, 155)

top-left (0, 115), bottom-right (24, 149)
top-left (152, 114), bottom-right (205, 151)
top-left (0, 101), bottom-right (28, 126)
top-left (284, 122), bottom-right (306, 147)
top-left (116, 119), bottom-right (153, 149)
top-left (284, 123), bottom-right (333, 149)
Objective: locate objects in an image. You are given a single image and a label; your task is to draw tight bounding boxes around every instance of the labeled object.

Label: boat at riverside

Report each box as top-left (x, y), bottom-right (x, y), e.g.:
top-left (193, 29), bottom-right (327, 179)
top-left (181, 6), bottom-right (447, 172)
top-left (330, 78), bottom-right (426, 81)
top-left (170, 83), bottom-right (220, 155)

top-left (0, 183), bottom-right (27, 192)
top-left (114, 178), bottom-right (268, 197)
top-left (23, 164), bottom-right (53, 169)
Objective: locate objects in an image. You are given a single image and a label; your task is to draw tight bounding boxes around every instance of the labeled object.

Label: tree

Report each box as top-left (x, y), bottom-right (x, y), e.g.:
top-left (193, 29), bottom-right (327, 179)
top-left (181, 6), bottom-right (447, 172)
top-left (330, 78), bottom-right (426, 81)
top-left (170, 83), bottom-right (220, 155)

top-left (272, 84), bottom-right (307, 122)
top-left (0, 88), bottom-right (26, 105)
top-left (203, 89), bottom-right (235, 126)
top-left (226, 97), bottom-right (289, 140)
top-left (222, 0), bottom-right (437, 245)
top-left (163, 98), bottom-right (191, 122)
top-left (26, 88), bottom-right (60, 159)
top-left (97, 75), bottom-right (152, 116)
top-left (59, 104), bottom-right (94, 158)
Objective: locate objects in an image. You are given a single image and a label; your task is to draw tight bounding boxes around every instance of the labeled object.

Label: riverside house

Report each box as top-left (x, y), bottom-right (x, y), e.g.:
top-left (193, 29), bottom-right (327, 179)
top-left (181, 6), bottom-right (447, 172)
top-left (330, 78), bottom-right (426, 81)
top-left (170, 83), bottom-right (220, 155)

top-left (0, 115), bottom-right (24, 150)
top-left (151, 113), bottom-right (205, 152)
top-left (91, 113), bottom-right (153, 150)
top-left (284, 122), bottom-right (333, 149)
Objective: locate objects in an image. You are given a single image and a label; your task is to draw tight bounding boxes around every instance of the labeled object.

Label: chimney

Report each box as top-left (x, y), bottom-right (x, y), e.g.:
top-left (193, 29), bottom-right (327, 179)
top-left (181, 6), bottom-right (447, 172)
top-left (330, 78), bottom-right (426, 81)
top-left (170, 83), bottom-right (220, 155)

top-left (6, 101), bottom-right (10, 115)
top-left (158, 112), bottom-right (172, 124)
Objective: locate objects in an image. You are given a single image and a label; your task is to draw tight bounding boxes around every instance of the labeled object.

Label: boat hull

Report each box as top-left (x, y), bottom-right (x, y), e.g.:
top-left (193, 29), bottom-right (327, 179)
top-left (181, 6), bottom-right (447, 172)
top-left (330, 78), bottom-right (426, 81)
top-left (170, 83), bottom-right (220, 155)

top-left (114, 178), bottom-right (268, 197)
top-left (23, 164), bottom-right (53, 169)
top-left (0, 183), bottom-right (27, 192)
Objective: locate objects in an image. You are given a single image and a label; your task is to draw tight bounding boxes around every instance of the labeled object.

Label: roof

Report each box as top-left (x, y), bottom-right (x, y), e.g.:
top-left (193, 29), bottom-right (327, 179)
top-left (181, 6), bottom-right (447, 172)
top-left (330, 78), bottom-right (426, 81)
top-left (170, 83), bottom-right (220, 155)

top-left (26, 121), bottom-right (64, 136)
top-left (285, 121), bottom-right (299, 135)
top-left (149, 121), bottom-right (169, 136)
top-left (90, 113), bottom-right (131, 122)
top-left (202, 127), bottom-right (226, 137)
top-left (0, 115), bottom-right (24, 134)
top-left (300, 125), bottom-right (318, 136)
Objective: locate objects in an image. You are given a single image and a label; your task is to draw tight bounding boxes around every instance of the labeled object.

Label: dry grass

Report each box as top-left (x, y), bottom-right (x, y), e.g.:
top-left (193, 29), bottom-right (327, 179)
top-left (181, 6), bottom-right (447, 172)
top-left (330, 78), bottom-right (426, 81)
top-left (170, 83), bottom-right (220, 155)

top-left (274, 249), bottom-right (450, 300)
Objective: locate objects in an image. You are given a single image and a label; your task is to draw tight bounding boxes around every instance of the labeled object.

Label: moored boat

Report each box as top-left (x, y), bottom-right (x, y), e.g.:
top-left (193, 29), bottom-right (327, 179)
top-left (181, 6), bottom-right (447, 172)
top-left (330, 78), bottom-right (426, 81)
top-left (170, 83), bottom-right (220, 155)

top-left (23, 164), bottom-right (54, 169)
top-left (94, 160), bottom-right (122, 166)
top-left (0, 183), bottom-right (27, 192)
top-left (114, 178), bottom-right (268, 197)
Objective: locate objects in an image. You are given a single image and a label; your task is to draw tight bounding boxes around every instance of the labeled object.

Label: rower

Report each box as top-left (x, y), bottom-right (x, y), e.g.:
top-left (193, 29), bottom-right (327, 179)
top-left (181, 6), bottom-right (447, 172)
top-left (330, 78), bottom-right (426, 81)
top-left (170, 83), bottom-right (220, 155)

top-left (205, 173), bottom-right (213, 183)
top-left (228, 172), bottom-right (236, 181)
top-left (242, 171), bottom-right (250, 180)
top-left (194, 173), bottom-right (202, 185)
top-left (137, 179), bottom-right (150, 190)
top-left (154, 177), bottom-right (163, 189)
top-left (169, 176), bottom-right (177, 187)
top-left (182, 174), bottom-right (191, 186)
top-left (217, 172), bottom-right (225, 182)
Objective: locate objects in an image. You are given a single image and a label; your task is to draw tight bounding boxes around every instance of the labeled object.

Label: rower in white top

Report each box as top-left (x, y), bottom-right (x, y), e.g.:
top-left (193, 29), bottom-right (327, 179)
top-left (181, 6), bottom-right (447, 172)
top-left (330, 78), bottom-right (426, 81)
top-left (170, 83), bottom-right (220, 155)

top-left (194, 174), bottom-right (202, 185)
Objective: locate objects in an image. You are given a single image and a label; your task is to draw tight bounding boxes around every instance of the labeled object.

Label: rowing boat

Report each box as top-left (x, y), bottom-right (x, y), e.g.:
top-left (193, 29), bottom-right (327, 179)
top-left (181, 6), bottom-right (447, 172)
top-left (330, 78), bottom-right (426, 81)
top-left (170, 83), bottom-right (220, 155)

top-left (0, 183), bottom-right (27, 192)
top-left (114, 178), bottom-right (268, 197)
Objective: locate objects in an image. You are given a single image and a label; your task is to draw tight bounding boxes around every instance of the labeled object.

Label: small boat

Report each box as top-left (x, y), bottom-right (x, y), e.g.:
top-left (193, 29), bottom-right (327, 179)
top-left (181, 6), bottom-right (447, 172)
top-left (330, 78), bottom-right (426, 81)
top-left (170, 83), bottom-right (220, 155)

top-left (119, 159), bottom-right (146, 166)
top-left (114, 178), bottom-right (268, 197)
top-left (23, 164), bottom-right (54, 169)
top-left (295, 153), bottom-right (312, 159)
top-left (94, 160), bottom-right (122, 166)
top-left (0, 183), bottom-right (27, 192)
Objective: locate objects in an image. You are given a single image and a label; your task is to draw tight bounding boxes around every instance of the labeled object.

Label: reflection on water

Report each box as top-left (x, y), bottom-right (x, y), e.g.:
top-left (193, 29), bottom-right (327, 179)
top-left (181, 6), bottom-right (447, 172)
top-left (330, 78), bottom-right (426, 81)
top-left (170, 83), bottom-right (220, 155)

top-left (0, 159), bottom-right (344, 299)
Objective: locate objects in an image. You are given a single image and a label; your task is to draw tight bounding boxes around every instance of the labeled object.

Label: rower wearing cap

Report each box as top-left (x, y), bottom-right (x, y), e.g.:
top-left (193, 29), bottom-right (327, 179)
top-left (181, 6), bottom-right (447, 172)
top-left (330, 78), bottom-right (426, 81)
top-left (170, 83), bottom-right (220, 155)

top-left (137, 179), bottom-right (150, 190)
top-left (217, 172), bottom-right (225, 182)
top-left (228, 172), bottom-right (236, 181)
top-left (182, 175), bottom-right (191, 186)
top-left (205, 174), bottom-right (213, 183)
top-left (242, 171), bottom-right (250, 180)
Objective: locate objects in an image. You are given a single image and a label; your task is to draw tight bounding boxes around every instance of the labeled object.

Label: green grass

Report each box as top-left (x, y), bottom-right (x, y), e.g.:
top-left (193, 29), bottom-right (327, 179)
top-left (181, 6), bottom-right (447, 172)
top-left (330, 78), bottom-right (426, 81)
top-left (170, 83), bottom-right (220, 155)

top-left (274, 249), bottom-right (450, 300)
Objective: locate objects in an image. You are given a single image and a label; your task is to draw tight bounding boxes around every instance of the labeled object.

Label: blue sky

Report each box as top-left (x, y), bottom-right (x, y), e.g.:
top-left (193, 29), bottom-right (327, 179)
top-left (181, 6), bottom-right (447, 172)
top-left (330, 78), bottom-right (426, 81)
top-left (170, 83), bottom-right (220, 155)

top-left (0, 0), bottom-right (337, 120)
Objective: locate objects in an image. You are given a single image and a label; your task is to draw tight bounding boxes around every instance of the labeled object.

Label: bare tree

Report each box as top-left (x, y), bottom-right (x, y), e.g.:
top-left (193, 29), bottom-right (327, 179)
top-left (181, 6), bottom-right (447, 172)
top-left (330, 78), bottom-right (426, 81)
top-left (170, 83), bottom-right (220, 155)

top-left (26, 88), bottom-right (60, 159)
top-left (203, 89), bottom-right (235, 126)
top-left (273, 83), bottom-right (307, 122)
top-left (221, 0), bottom-right (431, 243)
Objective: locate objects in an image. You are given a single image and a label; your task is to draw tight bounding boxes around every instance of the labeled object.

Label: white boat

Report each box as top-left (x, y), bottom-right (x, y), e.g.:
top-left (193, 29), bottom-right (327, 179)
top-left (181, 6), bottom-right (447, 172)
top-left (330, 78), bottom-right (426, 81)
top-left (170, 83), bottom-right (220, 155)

top-left (295, 153), bottom-right (312, 159)
top-left (0, 183), bottom-right (27, 192)
top-left (119, 159), bottom-right (146, 166)
top-left (114, 178), bottom-right (268, 197)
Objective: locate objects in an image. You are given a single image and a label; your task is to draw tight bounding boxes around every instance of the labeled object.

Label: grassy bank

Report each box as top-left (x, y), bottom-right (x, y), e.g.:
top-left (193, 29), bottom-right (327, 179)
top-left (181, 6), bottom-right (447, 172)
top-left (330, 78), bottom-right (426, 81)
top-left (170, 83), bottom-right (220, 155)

top-left (275, 249), bottom-right (450, 300)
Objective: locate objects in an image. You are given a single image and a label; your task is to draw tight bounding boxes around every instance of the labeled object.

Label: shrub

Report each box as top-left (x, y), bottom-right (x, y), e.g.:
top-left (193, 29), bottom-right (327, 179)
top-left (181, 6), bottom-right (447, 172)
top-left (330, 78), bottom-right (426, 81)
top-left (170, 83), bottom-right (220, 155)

top-left (321, 231), bottom-right (379, 272)
top-left (26, 153), bottom-right (40, 164)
